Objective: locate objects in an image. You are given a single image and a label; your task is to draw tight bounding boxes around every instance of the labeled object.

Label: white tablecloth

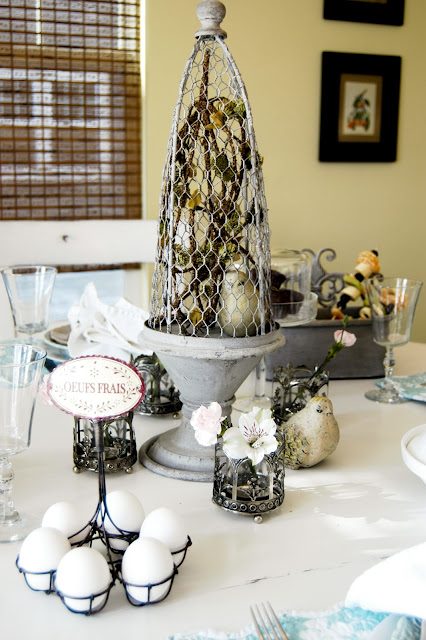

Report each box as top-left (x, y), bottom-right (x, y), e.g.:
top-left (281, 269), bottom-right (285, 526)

top-left (1, 342), bottom-right (426, 640)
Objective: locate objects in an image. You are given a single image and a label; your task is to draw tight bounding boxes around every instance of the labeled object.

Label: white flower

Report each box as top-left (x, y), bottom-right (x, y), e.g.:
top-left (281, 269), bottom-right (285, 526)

top-left (190, 401), bottom-right (224, 446)
top-left (222, 406), bottom-right (278, 464)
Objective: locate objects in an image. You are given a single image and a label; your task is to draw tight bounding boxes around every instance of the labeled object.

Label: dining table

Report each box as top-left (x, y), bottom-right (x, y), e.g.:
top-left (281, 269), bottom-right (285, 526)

top-left (1, 341), bottom-right (426, 640)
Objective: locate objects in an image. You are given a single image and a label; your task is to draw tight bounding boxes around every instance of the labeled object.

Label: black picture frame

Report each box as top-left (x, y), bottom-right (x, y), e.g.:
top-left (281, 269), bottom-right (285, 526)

top-left (323, 0), bottom-right (405, 26)
top-left (319, 52), bottom-right (401, 162)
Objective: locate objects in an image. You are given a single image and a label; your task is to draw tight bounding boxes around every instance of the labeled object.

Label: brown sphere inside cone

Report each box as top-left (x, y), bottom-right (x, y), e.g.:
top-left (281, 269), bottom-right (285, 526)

top-left (271, 289), bottom-right (305, 319)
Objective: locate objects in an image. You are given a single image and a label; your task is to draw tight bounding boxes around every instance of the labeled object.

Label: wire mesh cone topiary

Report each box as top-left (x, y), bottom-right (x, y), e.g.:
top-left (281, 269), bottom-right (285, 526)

top-left (149, 0), bottom-right (273, 338)
top-left (139, 0), bottom-right (285, 481)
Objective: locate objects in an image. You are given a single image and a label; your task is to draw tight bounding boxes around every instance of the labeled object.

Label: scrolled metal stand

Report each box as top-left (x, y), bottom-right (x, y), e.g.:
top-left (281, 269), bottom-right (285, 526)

top-left (303, 248), bottom-right (345, 308)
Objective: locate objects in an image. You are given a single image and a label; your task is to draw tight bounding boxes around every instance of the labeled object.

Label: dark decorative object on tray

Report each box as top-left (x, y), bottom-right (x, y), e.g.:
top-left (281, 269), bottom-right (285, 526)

top-left (270, 249), bottom-right (317, 326)
top-left (324, 0), bottom-right (405, 26)
top-left (271, 286), bottom-right (304, 321)
top-left (319, 52), bottom-right (401, 162)
top-left (265, 248), bottom-right (386, 380)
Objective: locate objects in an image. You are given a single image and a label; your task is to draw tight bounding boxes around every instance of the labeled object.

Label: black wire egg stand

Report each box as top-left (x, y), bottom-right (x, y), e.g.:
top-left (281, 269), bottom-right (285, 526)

top-left (17, 418), bottom-right (192, 615)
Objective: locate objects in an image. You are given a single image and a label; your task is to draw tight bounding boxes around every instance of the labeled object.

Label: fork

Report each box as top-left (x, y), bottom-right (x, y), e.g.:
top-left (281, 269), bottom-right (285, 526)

top-left (250, 602), bottom-right (289, 640)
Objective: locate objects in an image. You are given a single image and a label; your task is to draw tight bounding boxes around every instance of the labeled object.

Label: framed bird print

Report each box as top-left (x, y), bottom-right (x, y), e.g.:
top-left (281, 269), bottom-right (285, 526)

top-left (323, 0), bottom-right (405, 26)
top-left (319, 52), bottom-right (401, 162)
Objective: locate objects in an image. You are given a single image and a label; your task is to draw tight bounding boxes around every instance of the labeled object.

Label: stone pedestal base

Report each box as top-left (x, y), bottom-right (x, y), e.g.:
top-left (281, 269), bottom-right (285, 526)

top-left (138, 323), bottom-right (285, 482)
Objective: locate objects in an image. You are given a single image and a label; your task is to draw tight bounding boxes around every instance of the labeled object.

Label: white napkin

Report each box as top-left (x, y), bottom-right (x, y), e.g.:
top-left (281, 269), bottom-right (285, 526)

top-left (67, 282), bottom-right (152, 361)
top-left (346, 542), bottom-right (426, 620)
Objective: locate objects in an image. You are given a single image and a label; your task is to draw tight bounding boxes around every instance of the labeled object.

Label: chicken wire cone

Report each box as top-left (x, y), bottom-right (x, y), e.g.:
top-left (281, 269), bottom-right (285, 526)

top-left (149, 1), bottom-right (274, 339)
top-left (139, 0), bottom-right (285, 481)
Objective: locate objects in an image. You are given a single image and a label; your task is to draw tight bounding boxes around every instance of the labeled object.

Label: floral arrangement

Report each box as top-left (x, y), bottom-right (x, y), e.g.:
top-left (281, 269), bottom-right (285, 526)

top-left (190, 402), bottom-right (278, 464)
top-left (191, 319), bottom-right (357, 461)
top-left (272, 315), bottom-right (357, 423)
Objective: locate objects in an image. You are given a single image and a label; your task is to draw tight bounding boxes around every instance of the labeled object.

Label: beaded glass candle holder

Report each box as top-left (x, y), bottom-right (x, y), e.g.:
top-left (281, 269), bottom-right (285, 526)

top-left (132, 354), bottom-right (182, 417)
top-left (212, 432), bottom-right (285, 522)
top-left (73, 413), bottom-right (137, 474)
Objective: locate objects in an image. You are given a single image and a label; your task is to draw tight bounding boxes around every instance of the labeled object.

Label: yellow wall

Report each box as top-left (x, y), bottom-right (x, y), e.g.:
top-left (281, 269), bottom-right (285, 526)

top-left (144, 0), bottom-right (426, 342)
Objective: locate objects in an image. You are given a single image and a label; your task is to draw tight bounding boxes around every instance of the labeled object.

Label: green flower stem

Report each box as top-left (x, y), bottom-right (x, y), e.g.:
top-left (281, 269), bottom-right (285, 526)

top-left (308, 316), bottom-right (350, 381)
top-left (248, 459), bottom-right (258, 477)
top-left (219, 419), bottom-right (231, 437)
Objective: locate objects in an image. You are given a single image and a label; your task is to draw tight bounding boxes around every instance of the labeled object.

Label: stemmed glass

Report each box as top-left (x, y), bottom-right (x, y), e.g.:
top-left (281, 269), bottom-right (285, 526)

top-left (364, 277), bottom-right (422, 404)
top-left (1, 266), bottom-right (57, 343)
top-left (0, 343), bottom-right (46, 542)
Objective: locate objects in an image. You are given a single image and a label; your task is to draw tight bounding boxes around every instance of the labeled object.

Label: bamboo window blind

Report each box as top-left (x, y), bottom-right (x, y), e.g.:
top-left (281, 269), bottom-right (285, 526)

top-left (0, 0), bottom-right (141, 220)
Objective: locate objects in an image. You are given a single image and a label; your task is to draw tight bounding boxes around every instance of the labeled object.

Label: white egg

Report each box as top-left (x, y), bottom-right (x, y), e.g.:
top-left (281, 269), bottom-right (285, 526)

top-left (97, 489), bottom-right (145, 552)
top-left (55, 547), bottom-right (112, 613)
top-left (17, 527), bottom-right (71, 592)
top-left (42, 501), bottom-right (91, 544)
top-left (140, 507), bottom-right (189, 566)
top-left (121, 537), bottom-right (174, 604)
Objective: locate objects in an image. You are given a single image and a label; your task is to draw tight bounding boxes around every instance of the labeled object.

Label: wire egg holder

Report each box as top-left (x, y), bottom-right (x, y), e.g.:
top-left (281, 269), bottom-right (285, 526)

top-left (16, 418), bottom-right (192, 614)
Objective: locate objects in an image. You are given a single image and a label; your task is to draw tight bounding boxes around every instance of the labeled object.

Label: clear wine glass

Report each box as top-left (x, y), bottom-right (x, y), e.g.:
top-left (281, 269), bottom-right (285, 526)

top-left (1, 266), bottom-right (57, 343)
top-left (364, 277), bottom-right (422, 404)
top-left (0, 343), bottom-right (46, 542)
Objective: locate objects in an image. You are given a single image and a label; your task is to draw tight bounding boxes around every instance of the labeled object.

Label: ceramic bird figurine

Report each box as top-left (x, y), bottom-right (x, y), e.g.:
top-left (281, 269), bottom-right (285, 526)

top-left (283, 396), bottom-right (339, 469)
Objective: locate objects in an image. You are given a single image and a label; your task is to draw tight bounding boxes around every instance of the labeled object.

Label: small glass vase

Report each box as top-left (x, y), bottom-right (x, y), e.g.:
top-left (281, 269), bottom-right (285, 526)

top-left (272, 363), bottom-right (329, 425)
top-left (212, 433), bottom-right (285, 522)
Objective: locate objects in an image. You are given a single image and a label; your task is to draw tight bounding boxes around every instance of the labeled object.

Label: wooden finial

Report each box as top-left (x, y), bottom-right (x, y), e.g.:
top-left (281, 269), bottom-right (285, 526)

top-left (195, 0), bottom-right (227, 39)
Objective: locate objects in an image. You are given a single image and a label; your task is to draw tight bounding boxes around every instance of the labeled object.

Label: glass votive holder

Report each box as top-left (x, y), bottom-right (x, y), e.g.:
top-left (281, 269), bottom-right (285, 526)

top-left (212, 433), bottom-right (285, 522)
top-left (271, 248), bottom-right (316, 326)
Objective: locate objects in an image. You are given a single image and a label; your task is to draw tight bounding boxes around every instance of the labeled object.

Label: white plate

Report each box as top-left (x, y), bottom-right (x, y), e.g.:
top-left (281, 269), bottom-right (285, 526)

top-left (401, 424), bottom-right (426, 484)
top-left (43, 330), bottom-right (69, 356)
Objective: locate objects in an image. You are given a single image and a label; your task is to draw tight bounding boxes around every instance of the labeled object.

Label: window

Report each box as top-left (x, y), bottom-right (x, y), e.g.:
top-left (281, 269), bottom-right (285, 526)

top-left (0, 0), bottom-right (141, 220)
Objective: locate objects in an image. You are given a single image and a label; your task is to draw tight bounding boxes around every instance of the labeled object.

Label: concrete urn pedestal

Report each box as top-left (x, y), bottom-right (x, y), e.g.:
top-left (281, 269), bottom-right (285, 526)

top-left (138, 322), bottom-right (285, 482)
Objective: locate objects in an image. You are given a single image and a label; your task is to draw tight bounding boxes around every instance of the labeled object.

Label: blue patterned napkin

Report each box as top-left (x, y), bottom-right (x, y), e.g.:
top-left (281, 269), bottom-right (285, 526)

top-left (376, 371), bottom-right (426, 402)
top-left (167, 604), bottom-right (421, 640)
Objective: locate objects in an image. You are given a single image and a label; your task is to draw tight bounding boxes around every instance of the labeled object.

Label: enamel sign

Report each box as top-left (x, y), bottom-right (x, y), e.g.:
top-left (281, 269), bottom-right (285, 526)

top-left (47, 355), bottom-right (145, 420)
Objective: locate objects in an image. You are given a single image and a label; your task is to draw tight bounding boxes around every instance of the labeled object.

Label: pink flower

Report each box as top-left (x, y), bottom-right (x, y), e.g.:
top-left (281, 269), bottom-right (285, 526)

top-left (190, 401), bottom-right (224, 446)
top-left (39, 373), bottom-right (54, 406)
top-left (334, 329), bottom-right (357, 347)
